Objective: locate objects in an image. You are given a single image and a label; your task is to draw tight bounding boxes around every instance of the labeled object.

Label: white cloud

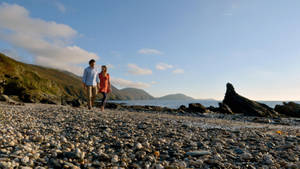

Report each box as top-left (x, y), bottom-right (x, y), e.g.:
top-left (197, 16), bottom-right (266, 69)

top-left (111, 77), bottom-right (151, 89)
top-left (0, 3), bottom-right (98, 75)
top-left (151, 81), bottom-right (157, 84)
top-left (55, 2), bottom-right (66, 13)
top-left (172, 68), bottom-right (184, 74)
top-left (128, 64), bottom-right (152, 75)
top-left (156, 62), bottom-right (173, 70)
top-left (138, 48), bottom-right (163, 55)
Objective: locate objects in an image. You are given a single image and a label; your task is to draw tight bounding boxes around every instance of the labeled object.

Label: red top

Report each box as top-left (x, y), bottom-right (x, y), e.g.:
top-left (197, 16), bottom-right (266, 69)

top-left (99, 73), bottom-right (110, 93)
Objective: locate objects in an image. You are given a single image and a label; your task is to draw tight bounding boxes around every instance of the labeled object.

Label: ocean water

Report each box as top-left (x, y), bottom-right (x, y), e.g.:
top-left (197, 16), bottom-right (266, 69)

top-left (108, 99), bottom-right (300, 109)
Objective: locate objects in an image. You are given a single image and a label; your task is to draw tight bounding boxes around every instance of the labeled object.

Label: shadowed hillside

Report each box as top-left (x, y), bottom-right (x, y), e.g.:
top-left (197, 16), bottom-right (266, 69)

top-left (0, 53), bottom-right (153, 103)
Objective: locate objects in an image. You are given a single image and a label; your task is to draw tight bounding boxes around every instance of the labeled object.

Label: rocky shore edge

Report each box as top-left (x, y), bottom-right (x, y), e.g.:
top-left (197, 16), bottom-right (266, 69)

top-left (1, 83), bottom-right (300, 119)
top-left (102, 83), bottom-right (300, 119)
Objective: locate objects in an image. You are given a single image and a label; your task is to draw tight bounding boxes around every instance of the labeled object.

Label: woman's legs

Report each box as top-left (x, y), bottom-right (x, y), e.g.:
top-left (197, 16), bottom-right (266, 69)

top-left (101, 92), bottom-right (107, 111)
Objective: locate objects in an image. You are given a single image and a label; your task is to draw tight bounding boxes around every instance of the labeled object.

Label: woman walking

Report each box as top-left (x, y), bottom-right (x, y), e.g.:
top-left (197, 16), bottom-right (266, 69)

top-left (98, 65), bottom-right (111, 111)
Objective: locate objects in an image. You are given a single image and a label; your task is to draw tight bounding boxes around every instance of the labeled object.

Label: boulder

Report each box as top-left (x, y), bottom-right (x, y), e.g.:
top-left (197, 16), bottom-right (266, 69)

top-left (105, 102), bottom-right (123, 109)
top-left (66, 99), bottom-right (81, 107)
top-left (274, 102), bottom-right (300, 117)
top-left (178, 105), bottom-right (188, 111)
top-left (188, 103), bottom-right (208, 113)
top-left (223, 83), bottom-right (278, 117)
top-left (218, 103), bottom-right (234, 114)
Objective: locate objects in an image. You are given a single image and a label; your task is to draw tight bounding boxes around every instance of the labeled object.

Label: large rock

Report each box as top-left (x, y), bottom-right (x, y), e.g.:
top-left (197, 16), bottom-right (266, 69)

top-left (274, 102), bottom-right (300, 117)
top-left (104, 102), bottom-right (123, 109)
top-left (218, 103), bottom-right (234, 114)
top-left (223, 83), bottom-right (278, 117)
top-left (66, 99), bottom-right (82, 107)
top-left (188, 103), bottom-right (208, 113)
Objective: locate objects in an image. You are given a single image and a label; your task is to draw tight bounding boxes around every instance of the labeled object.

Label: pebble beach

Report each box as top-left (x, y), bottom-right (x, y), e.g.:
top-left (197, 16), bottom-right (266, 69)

top-left (0, 102), bottom-right (299, 169)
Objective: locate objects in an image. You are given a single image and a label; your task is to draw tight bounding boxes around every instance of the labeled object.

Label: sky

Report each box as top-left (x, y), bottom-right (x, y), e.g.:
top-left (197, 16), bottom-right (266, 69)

top-left (1, 0), bottom-right (300, 100)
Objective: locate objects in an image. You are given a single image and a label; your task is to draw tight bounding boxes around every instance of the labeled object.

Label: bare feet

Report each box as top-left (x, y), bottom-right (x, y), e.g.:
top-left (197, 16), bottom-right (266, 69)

top-left (101, 106), bottom-right (104, 111)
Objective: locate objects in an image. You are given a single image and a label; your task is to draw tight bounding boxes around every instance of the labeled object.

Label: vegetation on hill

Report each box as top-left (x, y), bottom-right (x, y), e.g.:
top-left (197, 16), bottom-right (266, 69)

top-left (0, 53), bottom-right (149, 103)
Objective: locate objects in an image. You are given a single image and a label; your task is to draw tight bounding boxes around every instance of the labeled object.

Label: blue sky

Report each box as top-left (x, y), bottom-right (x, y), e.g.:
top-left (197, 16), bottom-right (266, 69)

top-left (1, 0), bottom-right (300, 100)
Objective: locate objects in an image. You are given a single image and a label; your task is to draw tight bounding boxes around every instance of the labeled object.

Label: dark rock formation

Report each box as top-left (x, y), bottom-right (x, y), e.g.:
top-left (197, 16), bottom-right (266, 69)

top-left (103, 102), bottom-right (123, 109)
top-left (188, 103), bottom-right (208, 113)
top-left (218, 103), bottom-right (234, 114)
top-left (66, 99), bottom-right (81, 107)
top-left (274, 102), bottom-right (300, 117)
top-left (178, 105), bottom-right (188, 111)
top-left (223, 83), bottom-right (278, 117)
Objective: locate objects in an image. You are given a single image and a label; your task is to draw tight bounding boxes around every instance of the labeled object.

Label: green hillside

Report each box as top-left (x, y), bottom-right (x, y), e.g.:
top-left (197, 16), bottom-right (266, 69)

top-left (0, 53), bottom-right (139, 103)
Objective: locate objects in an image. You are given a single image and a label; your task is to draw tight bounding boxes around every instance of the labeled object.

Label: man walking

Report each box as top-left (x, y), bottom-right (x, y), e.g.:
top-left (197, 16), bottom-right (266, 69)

top-left (82, 59), bottom-right (99, 109)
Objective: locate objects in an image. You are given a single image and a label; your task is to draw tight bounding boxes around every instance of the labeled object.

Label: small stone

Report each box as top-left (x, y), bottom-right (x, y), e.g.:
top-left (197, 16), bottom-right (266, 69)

top-left (214, 153), bottom-right (223, 161)
top-left (136, 143), bottom-right (143, 150)
top-left (263, 154), bottom-right (274, 165)
top-left (240, 152), bottom-right (252, 161)
top-left (234, 148), bottom-right (244, 154)
top-left (64, 161), bottom-right (80, 169)
top-left (8, 141), bottom-right (15, 147)
top-left (186, 150), bottom-right (211, 157)
top-left (21, 156), bottom-right (30, 164)
top-left (155, 164), bottom-right (164, 169)
top-left (179, 161), bottom-right (187, 168)
top-left (111, 155), bottom-right (119, 163)
top-left (61, 136), bottom-right (68, 143)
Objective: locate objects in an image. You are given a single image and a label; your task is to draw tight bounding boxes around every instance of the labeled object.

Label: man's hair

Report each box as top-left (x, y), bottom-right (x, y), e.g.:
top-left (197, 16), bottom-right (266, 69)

top-left (89, 59), bottom-right (95, 65)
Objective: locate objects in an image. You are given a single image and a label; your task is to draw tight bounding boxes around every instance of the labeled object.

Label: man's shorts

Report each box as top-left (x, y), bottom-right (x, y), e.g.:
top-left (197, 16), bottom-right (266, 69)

top-left (87, 86), bottom-right (97, 98)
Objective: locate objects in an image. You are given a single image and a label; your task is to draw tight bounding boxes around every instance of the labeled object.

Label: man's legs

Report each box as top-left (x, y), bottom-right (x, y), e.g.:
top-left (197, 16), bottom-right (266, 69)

top-left (87, 86), bottom-right (92, 109)
top-left (91, 86), bottom-right (97, 108)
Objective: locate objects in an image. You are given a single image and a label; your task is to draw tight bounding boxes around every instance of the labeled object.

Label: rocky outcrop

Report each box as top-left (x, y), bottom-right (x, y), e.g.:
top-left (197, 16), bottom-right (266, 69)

top-left (218, 103), bottom-right (234, 114)
top-left (188, 103), bottom-right (208, 113)
top-left (66, 99), bottom-right (82, 107)
top-left (274, 102), bottom-right (300, 117)
top-left (223, 83), bottom-right (278, 117)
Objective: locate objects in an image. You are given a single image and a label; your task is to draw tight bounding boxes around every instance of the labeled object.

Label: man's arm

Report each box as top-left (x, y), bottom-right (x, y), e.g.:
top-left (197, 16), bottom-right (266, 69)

top-left (96, 73), bottom-right (100, 89)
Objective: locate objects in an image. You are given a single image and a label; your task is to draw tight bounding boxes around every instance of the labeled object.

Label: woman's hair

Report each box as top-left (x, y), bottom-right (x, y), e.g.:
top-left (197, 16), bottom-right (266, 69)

top-left (101, 65), bottom-right (107, 76)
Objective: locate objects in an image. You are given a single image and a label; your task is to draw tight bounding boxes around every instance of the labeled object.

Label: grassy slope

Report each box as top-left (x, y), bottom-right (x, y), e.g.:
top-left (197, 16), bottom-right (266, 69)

top-left (0, 53), bottom-right (133, 102)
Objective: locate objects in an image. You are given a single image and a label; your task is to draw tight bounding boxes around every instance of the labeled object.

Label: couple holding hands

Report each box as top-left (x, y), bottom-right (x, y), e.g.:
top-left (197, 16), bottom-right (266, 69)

top-left (82, 59), bottom-right (111, 111)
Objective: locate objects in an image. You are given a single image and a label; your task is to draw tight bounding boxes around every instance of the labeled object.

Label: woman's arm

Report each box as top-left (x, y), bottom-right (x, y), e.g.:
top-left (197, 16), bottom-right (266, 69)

top-left (108, 74), bottom-right (111, 93)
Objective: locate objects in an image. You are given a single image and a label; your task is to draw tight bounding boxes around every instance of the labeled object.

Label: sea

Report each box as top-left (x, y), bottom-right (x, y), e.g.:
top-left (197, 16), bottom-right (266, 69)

top-left (108, 99), bottom-right (300, 109)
